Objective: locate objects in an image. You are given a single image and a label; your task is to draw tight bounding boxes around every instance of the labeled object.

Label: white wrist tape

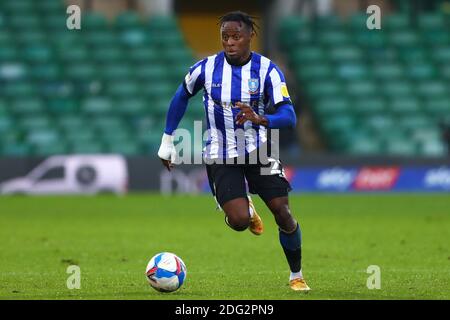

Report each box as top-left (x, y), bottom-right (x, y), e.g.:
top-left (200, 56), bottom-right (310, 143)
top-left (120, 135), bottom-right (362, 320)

top-left (157, 133), bottom-right (177, 163)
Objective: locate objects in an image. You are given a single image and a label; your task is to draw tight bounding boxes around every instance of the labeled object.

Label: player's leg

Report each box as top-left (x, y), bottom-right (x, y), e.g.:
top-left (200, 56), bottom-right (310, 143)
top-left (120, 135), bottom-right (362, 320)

top-left (206, 163), bottom-right (253, 232)
top-left (246, 195), bottom-right (264, 235)
top-left (221, 197), bottom-right (251, 231)
top-left (263, 195), bottom-right (309, 291)
top-left (244, 161), bottom-right (310, 291)
top-left (222, 195), bottom-right (264, 234)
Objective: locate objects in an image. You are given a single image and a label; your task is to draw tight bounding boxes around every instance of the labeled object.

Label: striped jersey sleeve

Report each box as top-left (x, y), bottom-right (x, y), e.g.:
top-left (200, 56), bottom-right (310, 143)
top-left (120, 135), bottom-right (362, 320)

top-left (264, 64), bottom-right (292, 107)
top-left (183, 59), bottom-right (206, 97)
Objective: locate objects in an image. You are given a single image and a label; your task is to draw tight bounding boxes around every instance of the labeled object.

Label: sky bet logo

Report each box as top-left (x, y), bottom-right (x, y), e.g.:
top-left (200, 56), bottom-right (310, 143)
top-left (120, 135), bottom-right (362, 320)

top-left (425, 168), bottom-right (450, 189)
top-left (317, 168), bottom-right (356, 190)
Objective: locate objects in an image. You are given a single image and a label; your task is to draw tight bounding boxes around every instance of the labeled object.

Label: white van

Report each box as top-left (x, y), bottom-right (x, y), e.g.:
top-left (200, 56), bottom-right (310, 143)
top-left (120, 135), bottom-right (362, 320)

top-left (0, 155), bottom-right (128, 195)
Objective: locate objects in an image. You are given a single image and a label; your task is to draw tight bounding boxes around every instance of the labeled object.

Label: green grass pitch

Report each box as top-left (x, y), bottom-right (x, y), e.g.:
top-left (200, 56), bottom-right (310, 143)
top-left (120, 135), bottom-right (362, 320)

top-left (0, 194), bottom-right (449, 300)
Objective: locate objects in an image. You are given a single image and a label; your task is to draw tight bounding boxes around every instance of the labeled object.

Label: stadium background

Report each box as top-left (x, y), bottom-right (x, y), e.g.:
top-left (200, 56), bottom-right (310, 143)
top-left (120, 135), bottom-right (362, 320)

top-left (0, 0), bottom-right (449, 300)
top-left (0, 0), bottom-right (449, 193)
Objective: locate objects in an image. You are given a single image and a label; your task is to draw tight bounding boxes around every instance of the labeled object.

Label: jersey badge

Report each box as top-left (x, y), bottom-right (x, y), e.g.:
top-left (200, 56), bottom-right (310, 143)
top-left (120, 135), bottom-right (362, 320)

top-left (248, 78), bottom-right (259, 94)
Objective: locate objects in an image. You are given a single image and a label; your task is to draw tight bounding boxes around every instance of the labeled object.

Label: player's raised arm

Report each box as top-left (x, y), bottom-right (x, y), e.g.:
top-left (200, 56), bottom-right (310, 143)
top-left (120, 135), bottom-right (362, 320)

top-left (262, 64), bottom-right (297, 129)
top-left (234, 64), bottom-right (296, 129)
top-left (235, 101), bottom-right (296, 128)
top-left (157, 60), bottom-right (206, 171)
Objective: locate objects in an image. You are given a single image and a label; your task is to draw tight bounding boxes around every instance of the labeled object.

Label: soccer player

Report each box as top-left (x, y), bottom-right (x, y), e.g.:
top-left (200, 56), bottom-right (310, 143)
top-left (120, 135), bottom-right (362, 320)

top-left (157, 11), bottom-right (310, 291)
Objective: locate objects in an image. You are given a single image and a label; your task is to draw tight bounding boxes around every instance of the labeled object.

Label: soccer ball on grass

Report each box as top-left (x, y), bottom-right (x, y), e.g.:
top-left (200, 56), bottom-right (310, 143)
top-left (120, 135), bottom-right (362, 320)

top-left (145, 252), bottom-right (187, 292)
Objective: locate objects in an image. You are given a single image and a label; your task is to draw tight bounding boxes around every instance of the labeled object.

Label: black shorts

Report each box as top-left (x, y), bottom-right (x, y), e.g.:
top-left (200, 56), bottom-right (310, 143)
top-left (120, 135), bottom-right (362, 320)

top-left (206, 158), bottom-right (292, 207)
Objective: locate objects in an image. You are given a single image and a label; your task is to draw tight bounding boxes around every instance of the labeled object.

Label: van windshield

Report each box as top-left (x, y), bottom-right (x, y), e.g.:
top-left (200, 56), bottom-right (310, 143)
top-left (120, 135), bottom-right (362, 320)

top-left (27, 160), bottom-right (64, 181)
top-left (35, 166), bottom-right (65, 181)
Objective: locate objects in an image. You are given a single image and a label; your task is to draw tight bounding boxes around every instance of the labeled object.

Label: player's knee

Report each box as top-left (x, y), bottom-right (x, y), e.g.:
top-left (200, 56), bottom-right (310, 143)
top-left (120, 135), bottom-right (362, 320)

top-left (267, 197), bottom-right (290, 216)
top-left (270, 203), bottom-right (296, 231)
top-left (272, 204), bottom-right (291, 219)
top-left (227, 213), bottom-right (250, 232)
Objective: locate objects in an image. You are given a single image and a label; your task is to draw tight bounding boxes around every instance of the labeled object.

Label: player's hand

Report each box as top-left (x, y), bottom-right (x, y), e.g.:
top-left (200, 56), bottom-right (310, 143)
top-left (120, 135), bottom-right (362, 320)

top-left (235, 102), bottom-right (268, 126)
top-left (157, 133), bottom-right (177, 171)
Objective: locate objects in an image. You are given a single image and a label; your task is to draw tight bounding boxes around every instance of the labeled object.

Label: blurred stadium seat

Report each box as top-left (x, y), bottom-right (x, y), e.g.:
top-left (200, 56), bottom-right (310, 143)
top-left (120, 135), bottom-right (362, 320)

top-left (1, 1), bottom-right (448, 158)
top-left (279, 9), bottom-right (450, 156)
top-left (0, 0), bottom-right (197, 156)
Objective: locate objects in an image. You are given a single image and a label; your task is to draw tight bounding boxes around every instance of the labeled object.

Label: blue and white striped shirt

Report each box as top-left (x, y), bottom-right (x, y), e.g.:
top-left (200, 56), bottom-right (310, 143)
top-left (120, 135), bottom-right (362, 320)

top-left (184, 51), bottom-right (292, 160)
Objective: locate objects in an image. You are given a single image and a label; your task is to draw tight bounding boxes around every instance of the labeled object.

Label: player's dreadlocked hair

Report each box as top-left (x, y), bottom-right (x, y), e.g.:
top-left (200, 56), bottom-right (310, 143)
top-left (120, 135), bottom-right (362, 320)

top-left (219, 11), bottom-right (259, 35)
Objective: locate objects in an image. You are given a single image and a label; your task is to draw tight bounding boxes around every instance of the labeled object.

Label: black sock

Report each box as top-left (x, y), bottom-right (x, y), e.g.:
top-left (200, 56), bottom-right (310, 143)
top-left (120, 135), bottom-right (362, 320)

top-left (281, 247), bottom-right (301, 273)
top-left (279, 223), bottom-right (302, 273)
